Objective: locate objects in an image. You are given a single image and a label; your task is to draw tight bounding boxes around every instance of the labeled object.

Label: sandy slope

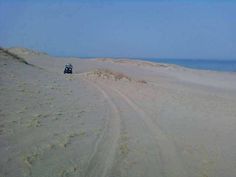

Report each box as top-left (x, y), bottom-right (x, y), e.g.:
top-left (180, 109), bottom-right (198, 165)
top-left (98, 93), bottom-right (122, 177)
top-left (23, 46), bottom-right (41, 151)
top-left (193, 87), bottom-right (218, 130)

top-left (1, 48), bottom-right (236, 177)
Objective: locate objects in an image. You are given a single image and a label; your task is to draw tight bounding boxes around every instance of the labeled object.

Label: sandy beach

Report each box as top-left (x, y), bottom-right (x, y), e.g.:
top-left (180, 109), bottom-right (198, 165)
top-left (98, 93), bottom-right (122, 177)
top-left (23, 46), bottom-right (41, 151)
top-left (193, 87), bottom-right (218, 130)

top-left (1, 47), bottom-right (236, 177)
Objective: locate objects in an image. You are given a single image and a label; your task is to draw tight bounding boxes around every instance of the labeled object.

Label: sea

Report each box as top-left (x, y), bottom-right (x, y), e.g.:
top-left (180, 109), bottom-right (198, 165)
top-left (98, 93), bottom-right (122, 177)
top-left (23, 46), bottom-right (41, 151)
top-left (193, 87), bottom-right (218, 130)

top-left (141, 58), bottom-right (236, 72)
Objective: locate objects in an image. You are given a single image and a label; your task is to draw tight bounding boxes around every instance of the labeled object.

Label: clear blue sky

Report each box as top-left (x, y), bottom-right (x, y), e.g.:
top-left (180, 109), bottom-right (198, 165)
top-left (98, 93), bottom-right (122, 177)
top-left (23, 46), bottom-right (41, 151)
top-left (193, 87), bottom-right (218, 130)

top-left (0, 0), bottom-right (235, 59)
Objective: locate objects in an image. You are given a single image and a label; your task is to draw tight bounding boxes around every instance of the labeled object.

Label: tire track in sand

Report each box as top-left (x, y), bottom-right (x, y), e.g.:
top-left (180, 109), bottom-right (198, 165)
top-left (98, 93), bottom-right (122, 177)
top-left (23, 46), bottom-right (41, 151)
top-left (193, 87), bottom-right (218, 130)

top-left (110, 87), bottom-right (188, 177)
top-left (83, 80), bottom-right (121, 177)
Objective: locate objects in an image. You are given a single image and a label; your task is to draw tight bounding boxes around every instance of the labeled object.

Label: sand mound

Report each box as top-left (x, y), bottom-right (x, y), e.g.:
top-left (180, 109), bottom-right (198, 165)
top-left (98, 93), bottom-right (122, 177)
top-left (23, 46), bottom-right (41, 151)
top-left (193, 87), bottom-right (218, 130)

top-left (86, 69), bottom-right (147, 84)
top-left (96, 58), bottom-right (170, 68)
top-left (0, 47), bottom-right (30, 65)
top-left (7, 47), bottom-right (48, 58)
top-left (87, 69), bottom-right (132, 81)
top-left (95, 58), bottom-right (114, 62)
top-left (114, 59), bottom-right (169, 68)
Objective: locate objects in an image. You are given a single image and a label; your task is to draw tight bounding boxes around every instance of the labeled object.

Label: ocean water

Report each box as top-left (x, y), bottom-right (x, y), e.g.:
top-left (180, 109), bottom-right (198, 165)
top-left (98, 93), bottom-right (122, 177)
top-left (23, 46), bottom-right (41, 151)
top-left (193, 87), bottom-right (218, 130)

top-left (143, 58), bottom-right (236, 72)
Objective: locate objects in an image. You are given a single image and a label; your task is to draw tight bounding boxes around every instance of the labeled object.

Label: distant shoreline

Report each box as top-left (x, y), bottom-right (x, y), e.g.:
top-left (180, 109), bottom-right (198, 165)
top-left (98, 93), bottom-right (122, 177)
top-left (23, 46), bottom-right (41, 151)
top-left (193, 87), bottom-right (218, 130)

top-left (71, 57), bottom-right (236, 72)
top-left (142, 58), bottom-right (236, 72)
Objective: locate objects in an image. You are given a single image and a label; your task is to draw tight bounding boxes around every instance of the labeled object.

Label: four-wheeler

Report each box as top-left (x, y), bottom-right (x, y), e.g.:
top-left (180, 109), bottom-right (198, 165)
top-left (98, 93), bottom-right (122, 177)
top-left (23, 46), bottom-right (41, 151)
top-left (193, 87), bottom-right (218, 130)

top-left (64, 63), bottom-right (73, 74)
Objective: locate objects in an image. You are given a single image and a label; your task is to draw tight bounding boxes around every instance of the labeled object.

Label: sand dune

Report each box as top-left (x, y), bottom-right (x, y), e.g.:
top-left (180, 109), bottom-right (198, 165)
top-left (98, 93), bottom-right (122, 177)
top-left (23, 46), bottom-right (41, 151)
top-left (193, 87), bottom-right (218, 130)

top-left (1, 48), bottom-right (236, 177)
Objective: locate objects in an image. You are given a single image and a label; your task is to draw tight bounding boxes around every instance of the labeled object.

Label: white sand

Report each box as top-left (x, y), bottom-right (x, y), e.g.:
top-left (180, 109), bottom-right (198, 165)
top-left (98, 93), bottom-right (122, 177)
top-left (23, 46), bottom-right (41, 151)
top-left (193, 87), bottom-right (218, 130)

top-left (1, 47), bottom-right (236, 177)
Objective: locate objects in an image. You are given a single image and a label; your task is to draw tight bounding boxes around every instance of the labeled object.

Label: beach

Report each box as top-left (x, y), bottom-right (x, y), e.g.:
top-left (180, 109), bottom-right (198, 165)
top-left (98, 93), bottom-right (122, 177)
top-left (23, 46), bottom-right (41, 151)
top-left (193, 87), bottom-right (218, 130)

top-left (1, 47), bottom-right (236, 177)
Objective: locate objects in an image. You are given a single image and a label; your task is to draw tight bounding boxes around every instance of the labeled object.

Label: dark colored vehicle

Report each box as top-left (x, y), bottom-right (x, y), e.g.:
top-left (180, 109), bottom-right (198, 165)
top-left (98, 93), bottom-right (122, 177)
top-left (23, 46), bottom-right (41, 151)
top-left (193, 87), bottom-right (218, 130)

top-left (64, 63), bottom-right (73, 74)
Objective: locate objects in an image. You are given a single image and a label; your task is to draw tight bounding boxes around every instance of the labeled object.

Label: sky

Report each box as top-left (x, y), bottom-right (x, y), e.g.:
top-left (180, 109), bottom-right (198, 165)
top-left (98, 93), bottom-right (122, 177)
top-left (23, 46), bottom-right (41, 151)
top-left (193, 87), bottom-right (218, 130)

top-left (0, 0), bottom-right (236, 59)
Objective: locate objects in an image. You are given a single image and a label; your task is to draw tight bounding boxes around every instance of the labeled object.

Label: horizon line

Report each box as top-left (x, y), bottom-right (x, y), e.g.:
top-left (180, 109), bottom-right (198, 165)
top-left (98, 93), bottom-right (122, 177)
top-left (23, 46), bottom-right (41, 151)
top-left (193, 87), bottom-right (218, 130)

top-left (4, 46), bottom-right (236, 61)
